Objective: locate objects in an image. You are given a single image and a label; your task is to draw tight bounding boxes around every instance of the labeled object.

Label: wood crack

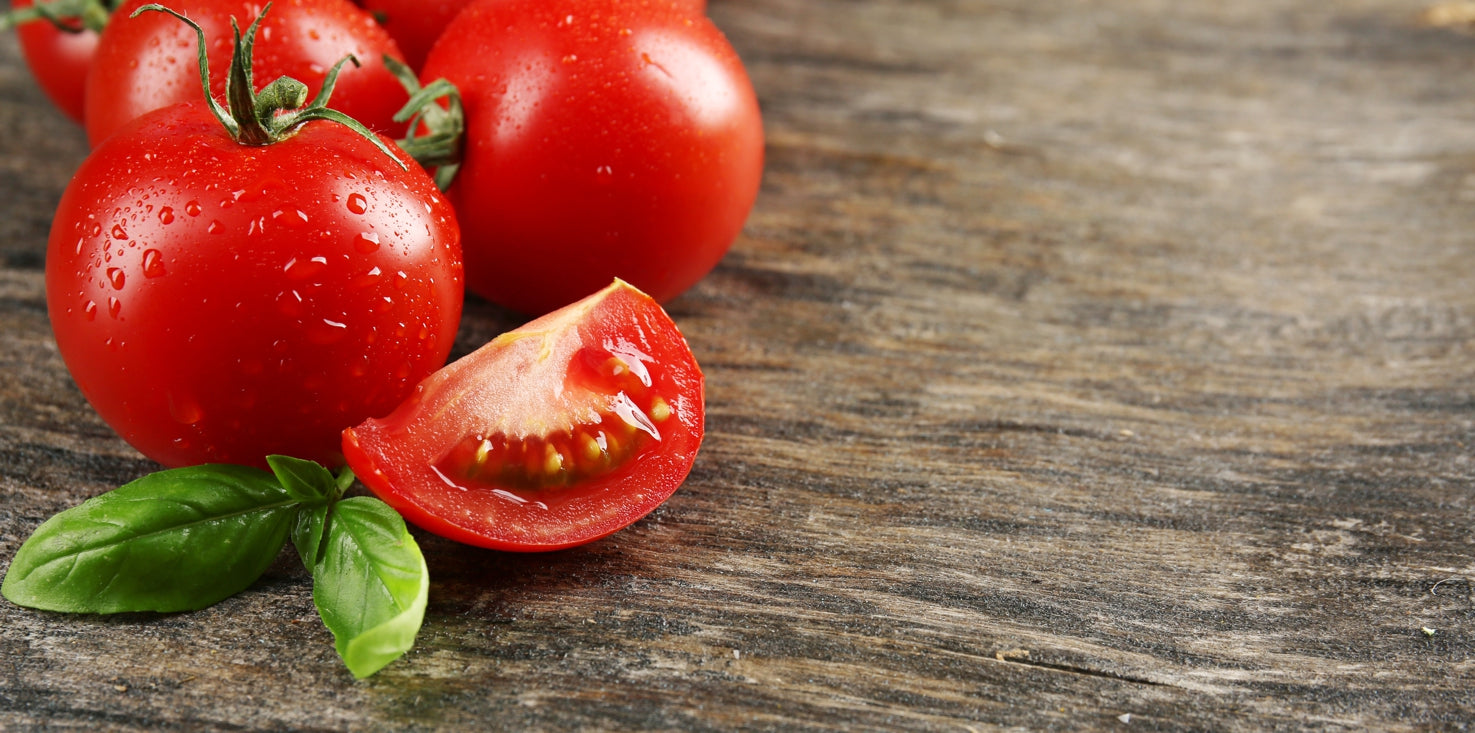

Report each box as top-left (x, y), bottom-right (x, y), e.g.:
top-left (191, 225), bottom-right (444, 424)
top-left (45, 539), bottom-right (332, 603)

top-left (994, 652), bottom-right (1168, 688)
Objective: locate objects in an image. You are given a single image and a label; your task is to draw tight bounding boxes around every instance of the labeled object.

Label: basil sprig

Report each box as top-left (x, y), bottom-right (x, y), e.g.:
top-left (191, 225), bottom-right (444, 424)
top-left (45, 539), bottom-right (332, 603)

top-left (1, 456), bottom-right (427, 679)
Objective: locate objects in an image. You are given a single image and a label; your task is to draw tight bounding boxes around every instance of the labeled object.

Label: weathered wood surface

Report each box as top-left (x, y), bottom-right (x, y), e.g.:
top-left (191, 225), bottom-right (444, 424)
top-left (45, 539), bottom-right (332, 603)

top-left (3, 0), bottom-right (1473, 729)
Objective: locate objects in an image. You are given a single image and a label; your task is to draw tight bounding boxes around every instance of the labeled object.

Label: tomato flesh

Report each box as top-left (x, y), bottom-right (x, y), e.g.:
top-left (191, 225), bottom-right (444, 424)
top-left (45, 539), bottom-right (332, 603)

top-left (343, 281), bottom-right (704, 551)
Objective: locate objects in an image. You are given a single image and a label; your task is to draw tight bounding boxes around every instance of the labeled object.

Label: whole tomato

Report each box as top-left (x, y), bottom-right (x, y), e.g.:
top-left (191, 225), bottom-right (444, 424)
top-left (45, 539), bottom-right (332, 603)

top-left (7, 0), bottom-right (106, 122)
top-left (47, 41), bottom-right (462, 468)
top-left (354, 0), bottom-right (474, 71)
top-left (419, 0), bottom-right (762, 314)
top-left (84, 0), bottom-right (409, 146)
top-left (353, 0), bottom-right (705, 71)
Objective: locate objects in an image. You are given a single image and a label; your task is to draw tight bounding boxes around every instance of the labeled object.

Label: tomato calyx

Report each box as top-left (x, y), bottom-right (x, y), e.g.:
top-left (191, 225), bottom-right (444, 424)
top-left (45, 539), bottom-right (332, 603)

top-left (385, 56), bottom-right (463, 190)
top-left (0, 0), bottom-right (113, 34)
top-left (135, 3), bottom-right (405, 165)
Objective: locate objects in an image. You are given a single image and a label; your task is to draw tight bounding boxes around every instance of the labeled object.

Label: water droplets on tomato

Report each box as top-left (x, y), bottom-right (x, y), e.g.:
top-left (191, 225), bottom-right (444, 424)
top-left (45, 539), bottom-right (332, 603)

top-left (353, 231), bottom-right (381, 253)
top-left (346, 193), bottom-right (369, 215)
top-left (168, 393), bottom-right (204, 425)
top-left (273, 209), bottom-right (310, 228)
top-left (107, 267), bottom-right (126, 290)
top-left (158, 206), bottom-right (175, 224)
top-left (285, 256), bottom-right (329, 281)
top-left (185, 201), bottom-right (203, 217)
top-left (142, 249), bottom-right (167, 278)
top-left (354, 266), bottom-right (384, 289)
top-left (308, 318), bottom-right (349, 345)
top-left (277, 289), bottom-right (305, 318)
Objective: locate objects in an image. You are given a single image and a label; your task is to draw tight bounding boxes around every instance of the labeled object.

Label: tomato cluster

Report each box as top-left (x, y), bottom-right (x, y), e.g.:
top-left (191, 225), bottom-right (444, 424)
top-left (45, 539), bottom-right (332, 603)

top-left (6, 0), bottom-right (754, 550)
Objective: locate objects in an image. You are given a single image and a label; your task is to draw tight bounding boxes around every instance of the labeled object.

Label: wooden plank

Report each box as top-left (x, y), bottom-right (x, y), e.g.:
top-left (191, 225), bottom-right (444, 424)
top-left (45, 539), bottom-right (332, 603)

top-left (1, 0), bottom-right (1472, 728)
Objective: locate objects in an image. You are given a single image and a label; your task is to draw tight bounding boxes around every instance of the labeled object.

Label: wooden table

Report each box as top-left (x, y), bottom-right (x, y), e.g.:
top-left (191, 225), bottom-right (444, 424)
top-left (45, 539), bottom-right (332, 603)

top-left (3, 0), bottom-right (1472, 728)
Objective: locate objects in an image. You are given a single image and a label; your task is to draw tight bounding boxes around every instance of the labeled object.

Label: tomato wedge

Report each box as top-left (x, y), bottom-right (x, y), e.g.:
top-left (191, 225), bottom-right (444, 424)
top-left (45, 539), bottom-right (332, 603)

top-left (342, 280), bottom-right (704, 551)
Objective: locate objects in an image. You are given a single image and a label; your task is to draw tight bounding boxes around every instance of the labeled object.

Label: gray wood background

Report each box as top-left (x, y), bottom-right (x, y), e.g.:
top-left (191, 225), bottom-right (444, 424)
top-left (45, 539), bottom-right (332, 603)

top-left (2, 0), bottom-right (1472, 729)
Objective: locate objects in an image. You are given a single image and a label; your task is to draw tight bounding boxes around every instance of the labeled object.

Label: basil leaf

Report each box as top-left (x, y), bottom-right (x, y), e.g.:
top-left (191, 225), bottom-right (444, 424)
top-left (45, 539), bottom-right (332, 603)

top-left (310, 496), bottom-right (427, 678)
top-left (292, 501), bottom-right (331, 571)
top-left (267, 455), bottom-right (338, 505)
top-left (1, 464), bottom-right (296, 613)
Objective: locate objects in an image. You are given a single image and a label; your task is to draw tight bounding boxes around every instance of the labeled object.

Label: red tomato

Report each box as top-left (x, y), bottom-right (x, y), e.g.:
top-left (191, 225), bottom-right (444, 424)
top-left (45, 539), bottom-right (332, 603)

top-left (84, 0), bottom-right (409, 146)
top-left (353, 0), bottom-right (707, 71)
top-left (46, 102), bottom-right (463, 468)
top-left (343, 280), bottom-right (704, 551)
top-left (354, 0), bottom-right (475, 71)
top-left (420, 0), bottom-right (762, 314)
top-left (10, 0), bottom-right (100, 122)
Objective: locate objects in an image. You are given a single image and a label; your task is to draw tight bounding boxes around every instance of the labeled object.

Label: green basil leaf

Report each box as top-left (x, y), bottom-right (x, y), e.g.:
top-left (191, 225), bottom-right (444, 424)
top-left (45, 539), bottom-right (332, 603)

top-left (266, 455), bottom-right (338, 505)
top-left (292, 501), bottom-right (331, 572)
top-left (310, 496), bottom-right (427, 678)
top-left (1, 464), bottom-right (296, 613)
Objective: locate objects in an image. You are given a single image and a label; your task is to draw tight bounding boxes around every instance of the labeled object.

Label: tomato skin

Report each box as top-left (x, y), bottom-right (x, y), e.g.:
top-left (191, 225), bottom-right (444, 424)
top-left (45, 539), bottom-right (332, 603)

top-left (355, 0), bottom-right (475, 70)
top-left (353, 0), bottom-right (705, 71)
top-left (343, 280), bottom-right (704, 551)
top-left (46, 102), bottom-right (463, 469)
top-left (84, 0), bottom-right (410, 147)
top-left (11, 0), bottom-right (98, 123)
top-left (422, 0), bottom-right (763, 315)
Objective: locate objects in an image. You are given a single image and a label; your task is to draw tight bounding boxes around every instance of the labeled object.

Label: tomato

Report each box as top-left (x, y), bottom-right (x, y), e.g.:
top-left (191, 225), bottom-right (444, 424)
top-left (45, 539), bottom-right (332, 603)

top-left (343, 280), bottom-right (704, 551)
top-left (9, 0), bottom-right (103, 123)
top-left (354, 0), bottom-right (475, 71)
top-left (353, 0), bottom-right (706, 71)
top-left (420, 0), bottom-right (762, 314)
top-left (46, 101), bottom-right (463, 468)
top-left (84, 0), bottom-right (409, 146)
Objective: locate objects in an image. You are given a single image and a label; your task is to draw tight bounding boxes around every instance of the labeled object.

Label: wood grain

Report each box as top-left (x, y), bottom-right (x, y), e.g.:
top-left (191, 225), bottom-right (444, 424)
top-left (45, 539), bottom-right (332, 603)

top-left (2, 0), bottom-right (1473, 729)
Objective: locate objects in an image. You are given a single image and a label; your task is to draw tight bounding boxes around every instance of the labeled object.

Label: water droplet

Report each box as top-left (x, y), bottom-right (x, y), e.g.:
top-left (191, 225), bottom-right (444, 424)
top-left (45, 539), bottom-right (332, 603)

top-left (107, 267), bottom-right (126, 290)
top-left (346, 193), bottom-right (368, 215)
top-left (169, 393), bottom-right (204, 424)
top-left (83, 300), bottom-right (98, 321)
top-left (353, 231), bottom-right (381, 253)
top-left (273, 209), bottom-right (310, 228)
top-left (89, 222), bottom-right (103, 238)
top-left (108, 297), bottom-right (122, 319)
top-left (208, 220), bottom-right (224, 234)
top-left (276, 289), bottom-right (305, 318)
top-left (185, 201), bottom-right (202, 216)
top-left (354, 266), bottom-right (383, 289)
top-left (562, 54), bottom-right (578, 64)
top-left (111, 224), bottom-right (128, 240)
top-left (158, 206), bottom-right (174, 224)
top-left (284, 256), bottom-right (330, 281)
top-left (309, 318), bottom-right (349, 345)
top-left (142, 249), bottom-right (166, 278)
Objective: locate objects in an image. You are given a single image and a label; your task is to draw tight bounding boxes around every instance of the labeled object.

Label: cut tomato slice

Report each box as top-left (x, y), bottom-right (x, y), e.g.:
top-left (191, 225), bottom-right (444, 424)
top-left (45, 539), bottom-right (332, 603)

top-left (342, 280), bottom-right (704, 551)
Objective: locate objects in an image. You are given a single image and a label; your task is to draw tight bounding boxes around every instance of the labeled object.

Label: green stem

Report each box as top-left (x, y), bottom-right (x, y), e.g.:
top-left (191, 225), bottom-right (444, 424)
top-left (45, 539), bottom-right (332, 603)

top-left (385, 55), bottom-right (465, 190)
top-left (0, 0), bottom-right (113, 33)
top-left (127, 3), bottom-right (405, 170)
